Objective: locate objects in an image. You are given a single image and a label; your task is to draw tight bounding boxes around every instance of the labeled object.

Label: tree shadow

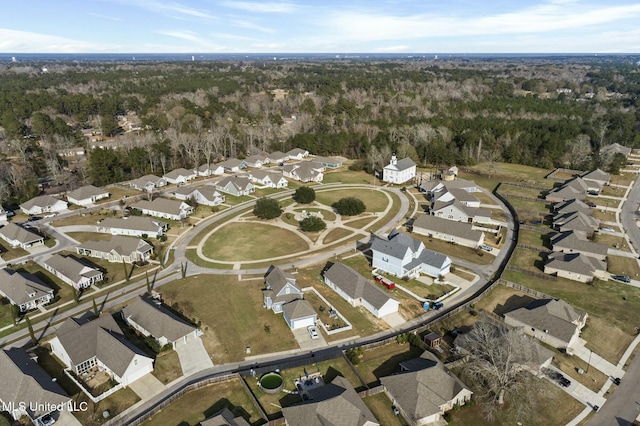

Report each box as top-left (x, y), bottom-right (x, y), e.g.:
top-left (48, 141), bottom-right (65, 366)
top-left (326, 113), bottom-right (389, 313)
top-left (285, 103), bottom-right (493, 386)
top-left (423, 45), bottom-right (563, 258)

top-left (369, 346), bottom-right (423, 388)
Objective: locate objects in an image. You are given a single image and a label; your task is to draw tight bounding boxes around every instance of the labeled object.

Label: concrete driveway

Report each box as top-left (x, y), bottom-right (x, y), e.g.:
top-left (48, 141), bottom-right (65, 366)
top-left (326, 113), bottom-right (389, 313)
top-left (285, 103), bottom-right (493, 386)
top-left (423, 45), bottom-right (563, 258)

top-left (175, 336), bottom-right (214, 376)
top-left (382, 312), bottom-right (405, 327)
top-left (543, 365), bottom-right (606, 408)
top-left (129, 373), bottom-right (166, 400)
top-left (293, 327), bottom-right (327, 350)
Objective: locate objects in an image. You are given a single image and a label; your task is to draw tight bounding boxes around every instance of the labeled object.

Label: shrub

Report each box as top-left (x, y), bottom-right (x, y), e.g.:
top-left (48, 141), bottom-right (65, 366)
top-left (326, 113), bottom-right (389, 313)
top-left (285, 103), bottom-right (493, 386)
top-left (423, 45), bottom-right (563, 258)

top-left (300, 216), bottom-right (326, 232)
top-left (253, 197), bottom-right (282, 219)
top-left (348, 160), bottom-right (366, 171)
top-left (332, 197), bottom-right (366, 216)
top-left (293, 186), bottom-right (316, 203)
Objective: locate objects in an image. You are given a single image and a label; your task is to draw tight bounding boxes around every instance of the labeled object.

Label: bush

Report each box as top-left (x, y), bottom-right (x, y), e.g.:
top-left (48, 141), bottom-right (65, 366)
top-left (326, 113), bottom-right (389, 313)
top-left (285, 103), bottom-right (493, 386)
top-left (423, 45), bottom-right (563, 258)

top-left (300, 216), bottom-right (326, 232)
top-left (253, 197), bottom-right (282, 219)
top-left (332, 197), bottom-right (366, 216)
top-left (348, 160), bottom-right (366, 171)
top-left (293, 186), bottom-right (316, 203)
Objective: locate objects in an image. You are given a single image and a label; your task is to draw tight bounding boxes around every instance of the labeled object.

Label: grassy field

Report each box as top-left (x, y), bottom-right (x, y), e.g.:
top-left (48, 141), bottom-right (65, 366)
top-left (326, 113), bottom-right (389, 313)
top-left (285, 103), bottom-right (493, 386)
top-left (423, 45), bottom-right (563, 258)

top-left (141, 378), bottom-right (264, 426)
top-left (412, 234), bottom-right (494, 265)
top-left (518, 228), bottom-right (551, 249)
top-left (551, 346), bottom-right (608, 392)
top-left (322, 227), bottom-right (353, 244)
top-left (315, 188), bottom-right (389, 212)
top-left (594, 233), bottom-right (629, 252)
top-left (342, 216), bottom-right (376, 230)
top-left (160, 275), bottom-right (298, 363)
top-left (607, 255), bottom-right (640, 277)
top-left (456, 162), bottom-right (553, 192)
top-left (508, 248), bottom-right (545, 271)
top-left (52, 209), bottom-right (112, 227)
top-left (152, 349), bottom-right (183, 384)
top-left (363, 392), bottom-right (408, 426)
top-left (185, 249), bottom-right (235, 269)
top-left (0, 239), bottom-right (29, 261)
top-left (473, 284), bottom-right (538, 317)
top-left (592, 209), bottom-right (617, 222)
top-left (355, 342), bottom-right (424, 387)
top-left (322, 170), bottom-right (379, 185)
top-left (502, 196), bottom-right (550, 216)
top-left (600, 185), bottom-right (627, 197)
top-left (243, 357), bottom-right (363, 419)
top-left (498, 185), bottom-right (546, 199)
top-left (201, 222), bottom-right (309, 261)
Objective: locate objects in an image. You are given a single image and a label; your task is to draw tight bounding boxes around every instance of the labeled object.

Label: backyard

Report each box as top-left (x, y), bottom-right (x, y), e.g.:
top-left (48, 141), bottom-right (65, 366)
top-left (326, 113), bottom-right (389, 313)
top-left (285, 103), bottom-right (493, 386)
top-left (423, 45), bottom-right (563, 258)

top-left (354, 342), bottom-right (424, 387)
top-left (412, 233), bottom-right (494, 265)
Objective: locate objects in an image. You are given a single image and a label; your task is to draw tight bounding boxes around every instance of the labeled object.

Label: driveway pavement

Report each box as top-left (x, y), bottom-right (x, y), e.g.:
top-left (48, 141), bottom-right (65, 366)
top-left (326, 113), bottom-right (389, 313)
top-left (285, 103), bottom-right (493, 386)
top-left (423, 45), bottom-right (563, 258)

top-left (544, 364), bottom-right (606, 408)
top-left (568, 338), bottom-right (622, 378)
top-left (381, 312), bottom-right (405, 327)
top-left (128, 373), bottom-right (166, 400)
top-left (175, 336), bottom-right (214, 376)
top-left (293, 327), bottom-right (327, 350)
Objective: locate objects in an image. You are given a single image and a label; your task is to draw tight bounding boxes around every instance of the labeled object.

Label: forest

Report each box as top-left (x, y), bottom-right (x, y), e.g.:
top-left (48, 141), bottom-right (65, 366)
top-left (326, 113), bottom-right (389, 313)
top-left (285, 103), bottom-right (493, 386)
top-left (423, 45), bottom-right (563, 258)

top-left (0, 56), bottom-right (639, 205)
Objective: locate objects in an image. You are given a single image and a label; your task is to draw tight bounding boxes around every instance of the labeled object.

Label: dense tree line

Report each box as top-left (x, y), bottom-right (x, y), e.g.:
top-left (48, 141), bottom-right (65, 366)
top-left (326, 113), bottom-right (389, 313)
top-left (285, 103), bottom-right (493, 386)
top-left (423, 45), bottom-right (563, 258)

top-left (0, 57), bottom-right (639, 205)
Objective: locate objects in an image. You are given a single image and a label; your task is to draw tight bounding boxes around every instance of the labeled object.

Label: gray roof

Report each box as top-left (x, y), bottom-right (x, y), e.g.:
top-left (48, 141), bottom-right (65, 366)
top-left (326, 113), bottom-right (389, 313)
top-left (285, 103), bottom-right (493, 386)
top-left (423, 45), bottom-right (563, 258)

top-left (265, 265), bottom-right (299, 293)
top-left (284, 161), bottom-right (323, 181)
top-left (268, 151), bottom-right (288, 161)
top-left (323, 262), bottom-right (395, 310)
top-left (67, 185), bottom-right (108, 201)
top-left (78, 235), bottom-right (153, 257)
top-left (282, 375), bottom-right (378, 426)
top-left (195, 186), bottom-right (224, 202)
top-left (550, 231), bottom-right (608, 256)
top-left (133, 197), bottom-right (189, 216)
top-left (99, 216), bottom-right (168, 233)
top-left (250, 169), bottom-right (285, 181)
top-left (0, 269), bottom-right (53, 306)
top-left (421, 178), bottom-right (477, 193)
top-left (381, 351), bottom-right (469, 422)
top-left (20, 195), bottom-right (66, 211)
top-left (55, 314), bottom-right (151, 377)
top-left (545, 251), bottom-right (606, 276)
top-left (413, 214), bottom-right (483, 241)
top-left (287, 148), bottom-right (308, 156)
top-left (505, 299), bottom-right (587, 343)
top-left (217, 175), bottom-right (253, 192)
top-left (163, 168), bottom-right (195, 180)
top-left (245, 153), bottom-right (268, 164)
top-left (446, 188), bottom-right (479, 203)
top-left (372, 232), bottom-right (450, 269)
top-left (431, 199), bottom-right (491, 219)
top-left (546, 177), bottom-right (589, 201)
top-left (43, 254), bottom-right (103, 283)
top-left (122, 297), bottom-right (195, 343)
top-left (0, 223), bottom-right (44, 244)
top-left (385, 157), bottom-right (416, 171)
top-left (581, 168), bottom-right (610, 184)
top-left (314, 156), bottom-right (342, 166)
top-left (0, 348), bottom-right (70, 420)
top-left (283, 299), bottom-right (317, 321)
top-left (129, 174), bottom-right (163, 188)
top-left (600, 143), bottom-right (632, 157)
top-left (218, 158), bottom-right (246, 168)
top-left (201, 408), bottom-right (250, 426)
top-left (553, 199), bottom-right (592, 216)
top-left (553, 211), bottom-right (600, 233)
top-left (197, 163), bottom-right (224, 172)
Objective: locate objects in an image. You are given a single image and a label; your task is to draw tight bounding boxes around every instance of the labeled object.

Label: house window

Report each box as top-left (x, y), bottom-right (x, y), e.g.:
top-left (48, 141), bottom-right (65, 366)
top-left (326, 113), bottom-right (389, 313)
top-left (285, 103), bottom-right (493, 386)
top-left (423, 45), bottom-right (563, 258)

top-left (382, 257), bottom-right (389, 262)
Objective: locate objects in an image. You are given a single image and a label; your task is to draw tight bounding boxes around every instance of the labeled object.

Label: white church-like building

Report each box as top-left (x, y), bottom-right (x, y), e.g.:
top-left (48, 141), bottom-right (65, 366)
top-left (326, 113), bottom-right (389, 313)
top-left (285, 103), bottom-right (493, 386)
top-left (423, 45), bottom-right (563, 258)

top-left (382, 154), bottom-right (416, 184)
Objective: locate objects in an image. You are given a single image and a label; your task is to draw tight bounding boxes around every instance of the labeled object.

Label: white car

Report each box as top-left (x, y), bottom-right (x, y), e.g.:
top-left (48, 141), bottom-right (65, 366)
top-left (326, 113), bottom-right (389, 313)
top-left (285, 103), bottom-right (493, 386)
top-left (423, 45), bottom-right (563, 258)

top-left (600, 227), bottom-right (614, 232)
top-left (479, 244), bottom-right (493, 252)
top-left (308, 326), bottom-right (319, 339)
top-left (44, 213), bottom-right (57, 218)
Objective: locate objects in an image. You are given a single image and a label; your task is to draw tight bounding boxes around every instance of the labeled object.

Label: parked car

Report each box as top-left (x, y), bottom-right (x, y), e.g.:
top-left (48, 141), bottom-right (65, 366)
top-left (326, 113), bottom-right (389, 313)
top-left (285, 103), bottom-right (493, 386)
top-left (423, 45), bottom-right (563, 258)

top-left (600, 227), bottom-right (614, 232)
top-left (612, 275), bottom-right (631, 283)
top-left (613, 377), bottom-right (621, 385)
top-left (40, 414), bottom-right (55, 426)
top-left (479, 244), bottom-right (493, 252)
top-left (586, 201), bottom-right (597, 207)
top-left (592, 405), bottom-right (599, 412)
top-left (308, 326), bottom-right (319, 339)
top-left (27, 216), bottom-right (42, 222)
top-left (43, 213), bottom-right (56, 218)
top-left (5, 210), bottom-right (14, 217)
top-left (431, 301), bottom-right (444, 310)
top-left (392, 406), bottom-right (400, 415)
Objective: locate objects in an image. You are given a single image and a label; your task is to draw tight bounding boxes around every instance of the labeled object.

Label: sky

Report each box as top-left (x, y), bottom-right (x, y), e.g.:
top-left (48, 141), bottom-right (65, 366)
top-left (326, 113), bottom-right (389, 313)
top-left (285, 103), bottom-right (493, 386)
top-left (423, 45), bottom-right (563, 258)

top-left (1, 0), bottom-right (639, 54)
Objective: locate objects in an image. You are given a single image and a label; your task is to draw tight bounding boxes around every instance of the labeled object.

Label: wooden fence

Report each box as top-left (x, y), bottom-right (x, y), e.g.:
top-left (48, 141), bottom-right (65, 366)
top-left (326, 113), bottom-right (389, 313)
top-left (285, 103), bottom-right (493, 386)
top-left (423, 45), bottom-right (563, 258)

top-left (498, 279), bottom-right (556, 299)
top-left (505, 265), bottom-right (557, 281)
top-left (516, 243), bottom-right (551, 253)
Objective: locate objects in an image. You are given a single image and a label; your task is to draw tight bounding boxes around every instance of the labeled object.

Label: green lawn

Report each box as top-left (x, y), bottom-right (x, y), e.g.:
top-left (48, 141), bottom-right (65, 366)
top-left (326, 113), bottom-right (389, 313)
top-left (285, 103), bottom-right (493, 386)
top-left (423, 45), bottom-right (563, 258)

top-left (52, 209), bottom-right (113, 227)
top-left (322, 170), bottom-right (378, 185)
top-left (315, 188), bottom-right (389, 212)
top-left (518, 229), bottom-right (551, 249)
top-left (594, 233), bottom-right (630, 252)
top-left (141, 378), bottom-right (263, 426)
top-left (201, 222), bottom-right (309, 261)
top-left (223, 194), bottom-right (255, 205)
top-left (342, 216), bottom-right (376, 230)
top-left (0, 299), bottom-right (14, 328)
top-left (607, 255), bottom-right (640, 277)
top-left (355, 342), bottom-right (424, 387)
top-left (0, 239), bottom-right (29, 261)
top-left (508, 247), bottom-right (545, 271)
top-left (412, 234), bottom-right (494, 265)
top-left (160, 275), bottom-right (298, 363)
top-left (363, 393), bottom-right (408, 426)
top-left (152, 350), bottom-right (183, 384)
top-left (185, 249), bottom-right (235, 269)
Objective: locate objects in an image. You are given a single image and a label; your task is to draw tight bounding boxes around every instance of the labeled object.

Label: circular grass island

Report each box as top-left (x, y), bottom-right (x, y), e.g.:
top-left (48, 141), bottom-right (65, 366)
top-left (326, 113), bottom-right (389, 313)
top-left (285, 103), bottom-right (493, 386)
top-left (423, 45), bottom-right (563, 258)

top-left (258, 372), bottom-right (285, 394)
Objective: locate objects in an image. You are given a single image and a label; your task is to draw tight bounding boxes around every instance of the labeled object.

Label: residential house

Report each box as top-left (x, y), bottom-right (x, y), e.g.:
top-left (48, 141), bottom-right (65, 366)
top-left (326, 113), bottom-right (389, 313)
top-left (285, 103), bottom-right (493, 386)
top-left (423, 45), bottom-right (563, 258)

top-left (553, 199), bottom-right (592, 216)
top-left (163, 168), bottom-right (197, 185)
top-left (431, 199), bottom-right (492, 224)
top-left (412, 214), bottom-right (485, 249)
top-left (218, 158), bottom-right (247, 173)
top-left (0, 269), bottom-right (54, 312)
top-left (0, 208), bottom-right (7, 222)
top-left (249, 169), bottom-right (288, 188)
top-left (314, 156), bottom-right (343, 169)
top-left (282, 161), bottom-right (324, 183)
top-left (129, 174), bottom-right (166, 192)
top-left (0, 348), bottom-right (70, 425)
top-left (132, 197), bottom-right (194, 221)
top-left (195, 163), bottom-right (225, 177)
top-left (581, 169), bottom-right (610, 193)
top-left (19, 195), bottom-right (68, 215)
top-left (550, 231), bottom-right (608, 261)
top-left (43, 254), bottom-right (103, 290)
top-left (504, 299), bottom-right (588, 350)
top-left (371, 231), bottom-right (452, 278)
top-left (215, 176), bottom-right (255, 196)
top-left (419, 178), bottom-right (478, 195)
top-left (544, 252), bottom-right (607, 283)
top-left (0, 223), bottom-right (45, 249)
top-left (286, 148), bottom-right (309, 160)
top-left (381, 351), bottom-right (472, 425)
top-left (268, 151), bottom-right (289, 164)
top-left (552, 211), bottom-right (600, 237)
top-left (76, 235), bottom-right (154, 263)
top-left (201, 408), bottom-right (250, 426)
top-left (174, 186), bottom-right (225, 206)
top-left (245, 153), bottom-right (269, 168)
top-left (282, 376), bottom-right (379, 426)
top-left (49, 314), bottom-right (154, 387)
top-left (263, 266), bottom-right (316, 330)
top-left (122, 297), bottom-right (198, 349)
top-left (600, 142), bottom-right (632, 158)
top-left (382, 154), bottom-right (416, 184)
top-left (323, 262), bottom-right (399, 318)
top-left (545, 177), bottom-right (588, 203)
top-left (431, 187), bottom-right (481, 209)
top-left (67, 185), bottom-right (110, 206)
top-left (97, 216), bottom-right (168, 238)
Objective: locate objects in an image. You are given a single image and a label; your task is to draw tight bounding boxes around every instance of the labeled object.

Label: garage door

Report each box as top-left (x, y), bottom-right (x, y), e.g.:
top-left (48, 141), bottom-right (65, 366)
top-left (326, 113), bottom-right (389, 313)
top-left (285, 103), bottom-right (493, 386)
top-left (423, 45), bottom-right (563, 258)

top-left (292, 316), bottom-right (316, 330)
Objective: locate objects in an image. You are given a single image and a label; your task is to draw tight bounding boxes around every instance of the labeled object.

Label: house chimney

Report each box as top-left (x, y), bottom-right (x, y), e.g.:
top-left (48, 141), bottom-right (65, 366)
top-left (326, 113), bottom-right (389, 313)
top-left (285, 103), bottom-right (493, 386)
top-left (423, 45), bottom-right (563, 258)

top-left (391, 154), bottom-right (397, 165)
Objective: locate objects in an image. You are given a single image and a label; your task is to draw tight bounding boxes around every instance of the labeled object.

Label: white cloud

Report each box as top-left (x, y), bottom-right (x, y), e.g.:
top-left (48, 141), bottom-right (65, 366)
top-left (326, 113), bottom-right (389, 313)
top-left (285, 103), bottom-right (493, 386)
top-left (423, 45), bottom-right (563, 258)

top-left (111, 0), bottom-right (217, 20)
top-left (156, 29), bottom-right (227, 50)
top-left (221, 1), bottom-right (297, 13)
top-left (88, 12), bottom-right (123, 22)
top-left (0, 28), bottom-right (118, 52)
top-left (230, 19), bottom-right (276, 34)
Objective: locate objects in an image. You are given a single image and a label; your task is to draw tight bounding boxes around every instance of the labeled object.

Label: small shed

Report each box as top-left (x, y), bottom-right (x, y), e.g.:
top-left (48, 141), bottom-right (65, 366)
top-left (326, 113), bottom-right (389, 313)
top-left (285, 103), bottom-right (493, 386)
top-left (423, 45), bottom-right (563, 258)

top-left (424, 332), bottom-right (442, 349)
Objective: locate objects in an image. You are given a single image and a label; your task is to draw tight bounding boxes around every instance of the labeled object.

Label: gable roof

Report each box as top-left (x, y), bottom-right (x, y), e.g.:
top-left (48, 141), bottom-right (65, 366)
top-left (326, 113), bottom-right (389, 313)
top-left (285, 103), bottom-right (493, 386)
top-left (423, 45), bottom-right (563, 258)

top-left (67, 185), bottom-right (108, 201)
top-left (55, 314), bottom-right (151, 377)
top-left (283, 161), bottom-right (324, 181)
top-left (99, 216), bottom-right (168, 233)
top-left (217, 175), bottom-right (253, 192)
top-left (553, 211), bottom-right (599, 233)
top-left (581, 168), bottom-right (610, 184)
top-left (287, 148), bottom-right (308, 156)
top-left (20, 194), bottom-right (65, 210)
top-left (78, 235), bottom-right (153, 257)
top-left (0, 269), bottom-right (53, 306)
top-left (194, 186), bottom-right (224, 202)
top-left (505, 299), bottom-right (587, 343)
top-left (323, 262), bottom-right (395, 310)
top-left (43, 254), bottom-right (103, 283)
top-left (218, 158), bottom-right (246, 168)
top-left (600, 143), bottom-right (632, 157)
top-left (0, 223), bottom-right (44, 244)
top-left (197, 163), bottom-right (224, 173)
top-left (122, 297), bottom-right (195, 342)
top-left (550, 231), bottom-right (607, 256)
top-left (431, 199), bottom-right (491, 219)
top-left (0, 348), bottom-right (70, 420)
top-left (201, 408), bottom-right (250, 426)
top-left (282, 375), bottom-right (378, 426)
top-left (163, 168), bottom-right (195, 180)
top-left (133, 197), bottom-right (189, 216)
top-left (413, 214), bottom-right (483, 241)
top-left (129, 174), bottom-right (163, 188)
top-left (371, 232), bottom-right (450, 269)
top-left (268, 151), bottom-right (288, 161)
top-left (250, 169), bottom-right (285, 182)
top-left (545, 251), bottom-right (606, 276)
top-left (265, 265), bottom-right (298, 292)
top-left (381, 351), bottom-right (469, 421)
top-left (385, 157), bottom-right (416, 171)
top-left (553, 199), bottom-right (592, 216)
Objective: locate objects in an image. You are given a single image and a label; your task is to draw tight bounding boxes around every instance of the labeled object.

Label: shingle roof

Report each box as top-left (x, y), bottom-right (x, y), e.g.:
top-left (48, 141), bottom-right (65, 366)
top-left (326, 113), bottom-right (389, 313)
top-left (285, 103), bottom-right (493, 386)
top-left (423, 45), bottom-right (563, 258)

top-left (0, 223), bottom-right (44, 245)
top-left (553, 199), bottom-right (592, 216)
top-left (505, 299), bottom-right (586, 343)
top-left (217, 176), bottom-right (253, 192)
top-left (122, 297), bottom-right (195, 343)
top-left (283, 299), bottom-right (316, 321)
top-left (600, 143), bottom-right (632, 157)
top-left (78, 235), bottom-right (153, 257)
top-left (197, 163), bottom-right (224, 173)
top-left (282, 376), bottom-right (378, 426)
top-left (163, 168), bottom-right (195, 180)
top-left (371, 232), bottom-right (449, 269)
top-left (201, 408), bottom-right (250, 426)
top-left (550, 231), bottom-right (608, 256)
top-left (553, 211), bottom-right (600, 233)
top-left (385, 157), bottom-right (416, 171)
top-left (0, 269), bottom-right (53, 306)
top-left (323, 263), bottom-right (394, 310)
top-left (99, 216), bottom-right (168, 233)
top-left (413, 214), bottom-right (483, 241)
top-left (43, 254), bottom-right (103, 284)
top-left (431, 199), bottom-right (490, 219)
top-left (133, 197), bottom-right (189, 216)
top-left (129, 174), bottom-right (163, 188)
top-left (581, 168), bottom-right (610, 184)
top-left (287, 148), bottom-right (308, 156)
top-left (20, 195), bottom-right (65, 211)
top-left (67, 185), bottom-right (108, 201)
top-left (545, 252), bottom-right (606, 276)
top-left (265, 265), bottom-right (298, 293)
top-left (219, 158), bottom-right (245, 168)
top-left (250, 169), bottom-right (285, 181)
top-left (0, 348), bottom-right (70, 420)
